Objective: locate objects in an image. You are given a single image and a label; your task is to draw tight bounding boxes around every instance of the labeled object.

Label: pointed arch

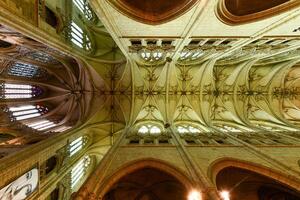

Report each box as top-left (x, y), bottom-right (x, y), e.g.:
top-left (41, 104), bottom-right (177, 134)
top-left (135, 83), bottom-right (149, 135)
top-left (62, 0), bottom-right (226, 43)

top-left (208, 158), bottom-right (300, 191)
top-left (94, 158), bottom-right (194, 198)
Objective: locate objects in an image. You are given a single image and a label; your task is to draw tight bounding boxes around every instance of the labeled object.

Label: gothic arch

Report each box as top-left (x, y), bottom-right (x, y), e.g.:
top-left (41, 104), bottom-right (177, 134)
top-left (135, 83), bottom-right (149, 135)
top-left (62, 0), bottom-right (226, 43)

top-left (97, 158), bottom-right (194, 198)
top-left (216, 0), bottom-right (300, 25)
top-left (208, 158), bottom-right (300, 192)
top-left (106, 0), bottom-right (199, 25)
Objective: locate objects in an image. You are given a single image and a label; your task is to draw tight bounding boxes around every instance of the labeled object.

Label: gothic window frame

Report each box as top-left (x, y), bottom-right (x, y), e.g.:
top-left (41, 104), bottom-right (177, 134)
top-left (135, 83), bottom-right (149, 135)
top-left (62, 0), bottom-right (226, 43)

top-left (7, 62), bottom-right (48, 79)
top-left (71, 155), bottom-right (92, 190)
top-left (72, 0), bottom-right (94, 21)
top-left (69, 21), bottom-right (92, 51)
top-left (69, 136), bottom-right (89, 157)
top-left (25, 119), bottom-right (59, 132)
top-left (0, 83), bottom-right (43, 99)
top-left (6, 104), bottom-right (49, 121)
top-left (127, 122), bottom-right (170, 145)
top-left (139, 48), bottom-right (164, 62)
top-left (176, 124), bottom-right (202, 136)
top-left (175, 123), bottom-right (205, 145)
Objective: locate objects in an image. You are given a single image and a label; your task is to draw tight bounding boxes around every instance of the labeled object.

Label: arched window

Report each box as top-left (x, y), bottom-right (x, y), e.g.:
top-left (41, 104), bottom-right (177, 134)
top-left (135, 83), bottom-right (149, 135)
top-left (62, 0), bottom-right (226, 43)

top-left (216, 125), bottom-right (241, 132)
top-left (73, 0), bottom-right (93, 20)
top-left (69, 136), bottom-right (88, 156)
top-left (139, 49), bottom-right (163, 62)
top-left (26, 51), bottom-right (57, 64)
top-left (8, 62), bottom-right (47, 78)
top-left (70, 21), bottom-right (91, 51)
top-left (177, 124), bottom-right (201, 135)
top-left (7, 105), bottom-right (48, 121)
top-left (138, 124), bottom-right (162, 136)
top-left (0, 83), bottom-right (43, 99)
top-left (71, 155), bottom-right (91, 189)
top-left (51, 126), bottom-right (72, 133)
top-left (180, 49), bottom-right (204, 60)
top-left (25, 119), bottom-right (57, 131)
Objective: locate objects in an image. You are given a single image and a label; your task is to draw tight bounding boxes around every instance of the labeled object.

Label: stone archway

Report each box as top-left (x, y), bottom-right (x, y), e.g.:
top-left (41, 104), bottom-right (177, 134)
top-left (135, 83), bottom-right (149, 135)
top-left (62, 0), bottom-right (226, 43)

top-left (99, 159), bottom-right (194, 199)
top-left (208, 158), bottom-right (300, 200)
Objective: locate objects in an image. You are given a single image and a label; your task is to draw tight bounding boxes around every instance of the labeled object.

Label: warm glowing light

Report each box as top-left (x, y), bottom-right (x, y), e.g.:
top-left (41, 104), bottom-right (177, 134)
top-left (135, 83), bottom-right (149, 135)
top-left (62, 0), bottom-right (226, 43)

top-left (188, 190), bottom-right (201, 200)
top-left (220, 191), bottom-right (230, 200)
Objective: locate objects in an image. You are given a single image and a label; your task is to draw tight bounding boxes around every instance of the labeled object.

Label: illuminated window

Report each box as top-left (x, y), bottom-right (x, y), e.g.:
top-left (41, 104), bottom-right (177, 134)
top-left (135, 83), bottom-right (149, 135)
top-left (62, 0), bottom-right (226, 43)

top-left (0, 83), bottom-right (43, 99)
top-left (177, 125), bottom-right (201, 135)
top-left (7, 105), bottom-right (48, 121)
top-left (152, 50), bottom-right (163, 61)
top-left (138, 125), bottom-right (162, 136)
top-left (25, 119), bottom-right (57, 131)
top-left (140, 49), bottom-right (163, 62)
top-left (51, 126), bottom-right (72, 133)
top-left (69, 136), bottom-right (88, 156)
top-left (73, 0), bottom-right (93, 20)
top-left (140, 49), bottom-right (151, 61)
top-left (71, 155), bottom-right (91, 189)
top-left (217, 125), bottom-right (241, 133)
top-left (70, 21), bottom-right (91, 51)
top-left (180, 49), bottom-right (204, 60)
top-left (8, 62), bottom-right (47, 78)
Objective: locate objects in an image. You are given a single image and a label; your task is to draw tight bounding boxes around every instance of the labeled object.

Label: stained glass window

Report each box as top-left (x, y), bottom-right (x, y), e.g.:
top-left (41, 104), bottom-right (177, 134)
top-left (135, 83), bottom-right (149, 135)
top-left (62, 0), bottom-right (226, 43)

top-left (71, 155), bottom-right (91, 189)
top-left (26, 51), bottom-right (57, 64)
top-left (0, 83), bottom-right (43, 99)
top-left (8, 62), bottom-right (47, 78)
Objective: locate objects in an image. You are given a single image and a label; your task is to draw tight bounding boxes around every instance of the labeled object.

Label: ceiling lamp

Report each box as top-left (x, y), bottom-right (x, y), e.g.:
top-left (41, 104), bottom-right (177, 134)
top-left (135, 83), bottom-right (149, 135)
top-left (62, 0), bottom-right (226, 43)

top-left (188, 190), bottom-right (202, 200)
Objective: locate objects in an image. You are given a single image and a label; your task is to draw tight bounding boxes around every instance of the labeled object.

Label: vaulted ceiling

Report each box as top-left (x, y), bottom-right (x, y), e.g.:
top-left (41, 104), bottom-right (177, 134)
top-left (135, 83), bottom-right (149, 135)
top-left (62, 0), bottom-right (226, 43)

top-left (1, 0), bottom-right (300, 159)
top-left (86, 0), bottom-right (300, 133)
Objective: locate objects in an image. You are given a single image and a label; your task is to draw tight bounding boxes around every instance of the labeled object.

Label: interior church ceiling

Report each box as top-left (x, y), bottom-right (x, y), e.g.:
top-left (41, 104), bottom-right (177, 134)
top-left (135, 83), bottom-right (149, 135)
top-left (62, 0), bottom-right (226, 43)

top-left (1, 0), bottom-right (300, 159)
top-left (87, 0), bottom-right (300, 132)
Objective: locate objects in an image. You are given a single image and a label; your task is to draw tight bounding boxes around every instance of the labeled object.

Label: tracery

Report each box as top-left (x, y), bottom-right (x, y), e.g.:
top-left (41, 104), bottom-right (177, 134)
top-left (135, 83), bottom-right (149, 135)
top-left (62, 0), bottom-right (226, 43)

top-left (0, 83), bottom-right (43, 99)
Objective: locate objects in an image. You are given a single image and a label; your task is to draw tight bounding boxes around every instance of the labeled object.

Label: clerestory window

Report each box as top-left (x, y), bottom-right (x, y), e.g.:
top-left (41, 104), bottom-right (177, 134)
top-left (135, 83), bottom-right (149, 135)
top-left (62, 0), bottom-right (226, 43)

top-left (70, 21), bottom-right (91, 51)
top-left (8, 62), bottom-right (47, 78)
top-left (138, 125), bottom-right (162, 136)
top-left (71, 155), bottom-right (91, 189)
top-left (25, 119), bottom-right (58, 131)
top-left (7, 105), bottom-right (48, 121)
top-left (0, 83), bottom-right (43, 99)
top-left (177, 125), bottom-right (201, 135)
top-left (69, 136), bottom-right (88, 156)
top-left (73, 0), bottom-right (93, 20)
